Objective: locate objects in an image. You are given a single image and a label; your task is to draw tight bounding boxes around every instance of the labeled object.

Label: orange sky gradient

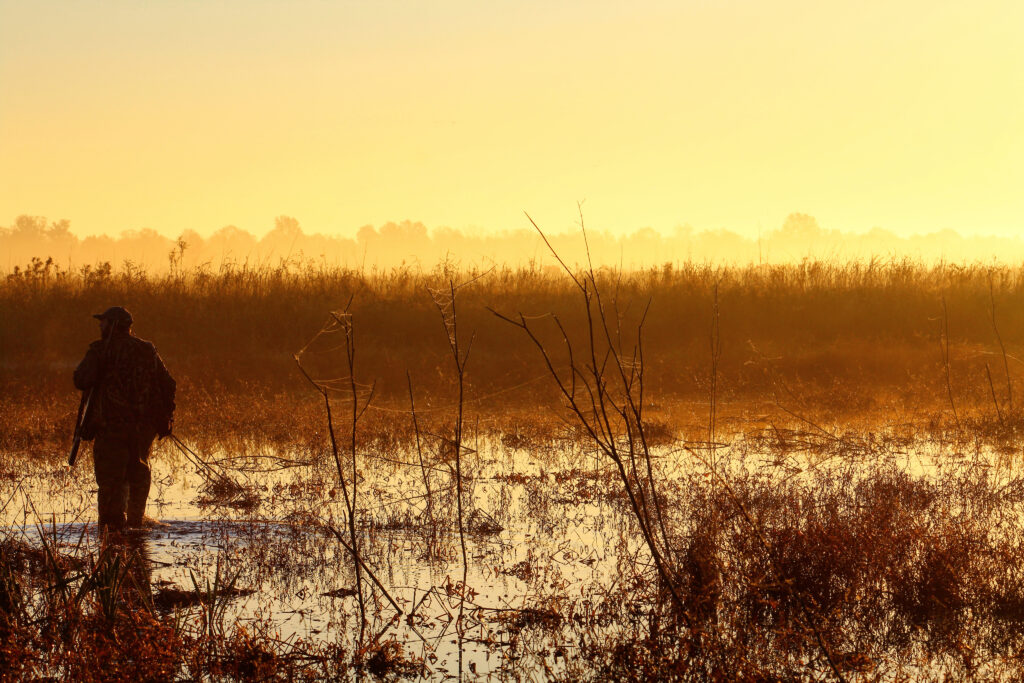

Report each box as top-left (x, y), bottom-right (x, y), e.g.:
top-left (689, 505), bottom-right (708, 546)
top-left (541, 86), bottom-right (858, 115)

top-left (1, 1), bottom-right (1021, 243)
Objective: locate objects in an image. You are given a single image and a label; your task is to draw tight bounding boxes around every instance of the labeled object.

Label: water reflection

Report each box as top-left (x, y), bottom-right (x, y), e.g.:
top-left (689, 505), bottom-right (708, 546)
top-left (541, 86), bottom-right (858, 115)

top-left (116, 531), bottom-right (153, 608)
top-left (6, 435), bottom-right (1024, 679)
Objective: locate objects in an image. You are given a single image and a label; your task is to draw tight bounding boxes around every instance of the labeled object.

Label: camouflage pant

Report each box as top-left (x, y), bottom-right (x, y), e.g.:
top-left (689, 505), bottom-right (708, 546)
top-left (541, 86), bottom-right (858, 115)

top-left (93, 424), bottom-right (155, 530)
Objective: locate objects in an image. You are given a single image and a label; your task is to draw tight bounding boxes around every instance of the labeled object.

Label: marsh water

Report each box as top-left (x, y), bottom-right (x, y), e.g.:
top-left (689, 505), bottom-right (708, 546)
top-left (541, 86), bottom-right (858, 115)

top-left (5, 431), bottom-right (1024, 680)
top-left (5, 436), bottom-right (644, 679)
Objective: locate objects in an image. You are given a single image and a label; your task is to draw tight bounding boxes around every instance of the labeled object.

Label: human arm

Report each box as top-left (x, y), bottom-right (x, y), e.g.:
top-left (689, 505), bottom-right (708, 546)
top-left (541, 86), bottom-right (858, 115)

top-left (152, 347), bottom-right (176, 437)
top-left (73, 341), bottom-right (104, 390)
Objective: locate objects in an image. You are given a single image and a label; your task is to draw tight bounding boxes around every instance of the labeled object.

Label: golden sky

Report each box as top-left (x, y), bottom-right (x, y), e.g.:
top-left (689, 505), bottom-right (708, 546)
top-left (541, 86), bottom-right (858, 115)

top-left (1, 1), bottom-right (1021, 239)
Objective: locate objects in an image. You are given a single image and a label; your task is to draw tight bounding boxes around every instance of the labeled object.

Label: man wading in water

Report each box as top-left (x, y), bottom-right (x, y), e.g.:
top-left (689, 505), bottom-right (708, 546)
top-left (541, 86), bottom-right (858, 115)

top-left (74, 306), bottom-right (176, 531)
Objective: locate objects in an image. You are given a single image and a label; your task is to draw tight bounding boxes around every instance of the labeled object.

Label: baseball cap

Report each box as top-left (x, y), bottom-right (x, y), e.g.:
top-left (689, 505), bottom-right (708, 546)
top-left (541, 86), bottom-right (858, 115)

top-left (93, 306), bottom-right (133, 325)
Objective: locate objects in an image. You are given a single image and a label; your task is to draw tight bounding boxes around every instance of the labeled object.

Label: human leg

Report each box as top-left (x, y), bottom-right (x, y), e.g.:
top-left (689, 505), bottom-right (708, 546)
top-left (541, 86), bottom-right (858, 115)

top-left (125, 429), bottom-right (155, 527)
top-left (93, 430), bottom-right (132, 530)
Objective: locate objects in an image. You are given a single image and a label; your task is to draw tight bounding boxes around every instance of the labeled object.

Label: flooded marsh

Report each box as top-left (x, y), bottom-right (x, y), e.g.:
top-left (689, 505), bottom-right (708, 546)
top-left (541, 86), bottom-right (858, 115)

top-left (6, 260), bottom-right (1024, 680)
top-left (6, 426), bottom-right (1024, 680)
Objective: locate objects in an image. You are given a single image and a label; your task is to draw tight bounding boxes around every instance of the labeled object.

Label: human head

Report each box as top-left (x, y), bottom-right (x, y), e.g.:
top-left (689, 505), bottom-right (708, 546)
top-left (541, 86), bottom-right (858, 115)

top-left (93, 306), bottom-right (133, 337)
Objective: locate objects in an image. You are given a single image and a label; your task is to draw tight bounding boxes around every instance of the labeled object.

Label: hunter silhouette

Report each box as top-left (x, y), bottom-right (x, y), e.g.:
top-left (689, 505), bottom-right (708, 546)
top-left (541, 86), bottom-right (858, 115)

top-left (74, 306), bottom-right (175, 531)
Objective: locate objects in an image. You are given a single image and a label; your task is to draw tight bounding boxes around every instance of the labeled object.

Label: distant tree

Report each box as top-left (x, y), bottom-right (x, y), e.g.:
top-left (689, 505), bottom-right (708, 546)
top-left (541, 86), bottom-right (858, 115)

top-left (271, 215), bottom-right (302, 239)
top-left (777, 213), bottom-right (822, 240)
top-left (13, 215), bottom-right (48, 238)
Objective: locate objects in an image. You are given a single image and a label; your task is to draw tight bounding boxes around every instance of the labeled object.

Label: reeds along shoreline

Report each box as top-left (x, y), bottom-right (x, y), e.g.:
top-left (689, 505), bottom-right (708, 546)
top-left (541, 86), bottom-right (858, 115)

top-left (2, 256), bottom-right (1024, 452)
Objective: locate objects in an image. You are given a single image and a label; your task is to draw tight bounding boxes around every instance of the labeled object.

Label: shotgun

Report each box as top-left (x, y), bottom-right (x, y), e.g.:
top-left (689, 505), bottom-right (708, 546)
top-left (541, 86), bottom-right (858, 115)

top-left (68, 332), bottom-right (113, 467)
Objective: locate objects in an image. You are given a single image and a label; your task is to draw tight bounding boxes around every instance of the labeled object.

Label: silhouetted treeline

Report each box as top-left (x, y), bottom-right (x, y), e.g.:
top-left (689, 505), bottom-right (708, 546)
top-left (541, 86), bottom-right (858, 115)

top-left (3, 213), bottom-right (1023, 273)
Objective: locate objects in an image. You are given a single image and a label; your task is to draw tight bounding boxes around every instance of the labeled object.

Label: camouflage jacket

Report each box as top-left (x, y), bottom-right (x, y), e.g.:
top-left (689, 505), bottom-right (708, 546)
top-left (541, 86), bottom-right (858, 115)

top-left (74, 332), bottom-right (176, 436)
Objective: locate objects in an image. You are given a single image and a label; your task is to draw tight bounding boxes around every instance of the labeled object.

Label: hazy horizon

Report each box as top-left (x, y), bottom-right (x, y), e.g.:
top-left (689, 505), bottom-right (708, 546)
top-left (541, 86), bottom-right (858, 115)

top-left (5, 211), bottom-right (1024, 272)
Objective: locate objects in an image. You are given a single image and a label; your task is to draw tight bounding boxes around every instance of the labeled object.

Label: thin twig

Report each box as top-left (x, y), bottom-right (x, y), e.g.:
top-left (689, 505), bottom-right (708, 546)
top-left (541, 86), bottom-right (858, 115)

top-left (989, 274), bottom-right (1013, 409)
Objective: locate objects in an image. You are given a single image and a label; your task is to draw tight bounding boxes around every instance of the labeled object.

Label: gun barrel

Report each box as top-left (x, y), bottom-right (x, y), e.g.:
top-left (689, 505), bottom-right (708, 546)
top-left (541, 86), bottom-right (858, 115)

top-left (68, 434), bottom-right (82, 467)
top-left (67, 387), bottom-right (95, 467)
